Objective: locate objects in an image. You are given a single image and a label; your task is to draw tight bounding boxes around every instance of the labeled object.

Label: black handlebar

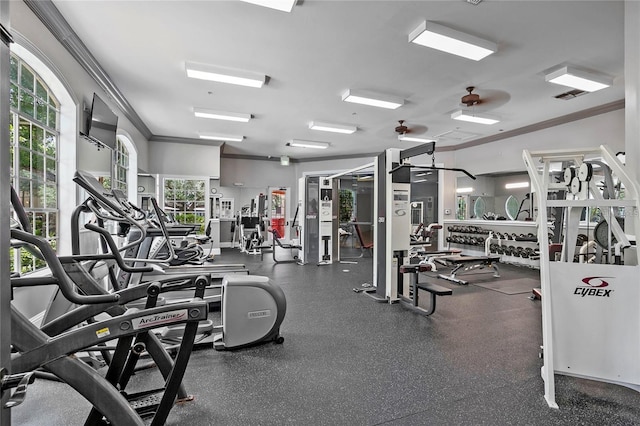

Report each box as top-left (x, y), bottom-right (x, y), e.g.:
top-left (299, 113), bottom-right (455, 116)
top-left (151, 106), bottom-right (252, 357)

top-left (83, 223), bottom-right (154, 273)
top-left (11, 186), bottom-right (32, 233)
top-left (150, 197), bottom-right (178, 261)
top-left (10, 229), bottom-right (119, 305)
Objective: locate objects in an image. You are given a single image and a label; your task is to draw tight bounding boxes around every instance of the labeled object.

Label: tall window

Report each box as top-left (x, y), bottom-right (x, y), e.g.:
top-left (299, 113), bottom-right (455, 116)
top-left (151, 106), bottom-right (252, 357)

top-left (163, 178), bottom-right (206, 232)
top-left (112, 136), bottom-right (129, 192)
top-left (10, 53), bottom-right (60, 273)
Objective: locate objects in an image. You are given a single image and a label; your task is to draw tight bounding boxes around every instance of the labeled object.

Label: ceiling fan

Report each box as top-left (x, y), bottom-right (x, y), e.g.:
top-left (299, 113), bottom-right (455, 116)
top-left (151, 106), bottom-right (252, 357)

top-left (458, 86), bottom-right (511, 109)
top-left (461, 86), bottom-right (481, 106)
top-left (394, 120), bottom-right (427, 136)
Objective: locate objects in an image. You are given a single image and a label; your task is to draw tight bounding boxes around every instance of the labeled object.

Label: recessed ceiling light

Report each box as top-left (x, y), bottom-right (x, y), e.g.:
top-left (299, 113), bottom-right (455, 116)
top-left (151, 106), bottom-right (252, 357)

top-left (451, 110), bottom-right (500, 125)
top-left (239, 0), bottom-right (296, 12)
top-left (194, 108), bottom-right (251, 122)
top-left (409, 21), bottom-right (497, 61)
top-left (341, 89), bottom-right (404, 110)
top-left (398, 134), bottom-right (436, 143)
top-left (186, 61), bottom-right (266, 88)
top-left (309, 121), bottom-right (357, 134)
top-left (287, 139), bottom-right (329, 149)
top-left (545, 65), bottom-right (612, 92)
top-left (199, 132), bottom-right (244, 142)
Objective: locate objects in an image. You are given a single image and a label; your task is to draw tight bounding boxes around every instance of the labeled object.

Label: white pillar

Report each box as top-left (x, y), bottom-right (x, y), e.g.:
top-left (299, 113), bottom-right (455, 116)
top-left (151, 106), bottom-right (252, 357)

top-left (625, 1), bottom-right (640, 180)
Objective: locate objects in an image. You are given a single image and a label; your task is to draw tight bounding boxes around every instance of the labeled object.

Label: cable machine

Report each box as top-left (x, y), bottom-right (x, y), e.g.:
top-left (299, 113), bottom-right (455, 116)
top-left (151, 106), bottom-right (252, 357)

top-left (372, 142), bottom-right (475, 301)
top-left (523, 145), bottom-right (639, 409)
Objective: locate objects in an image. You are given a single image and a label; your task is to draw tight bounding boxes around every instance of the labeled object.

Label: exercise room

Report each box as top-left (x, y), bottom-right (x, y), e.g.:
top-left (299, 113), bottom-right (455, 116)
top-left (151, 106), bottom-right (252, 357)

top-left (2, 1), bottom-right (640, 425)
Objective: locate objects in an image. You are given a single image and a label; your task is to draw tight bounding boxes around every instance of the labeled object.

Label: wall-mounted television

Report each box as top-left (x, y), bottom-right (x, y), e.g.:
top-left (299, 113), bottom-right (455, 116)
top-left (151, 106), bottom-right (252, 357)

top-left (84, 93), bottom-right (118, 150)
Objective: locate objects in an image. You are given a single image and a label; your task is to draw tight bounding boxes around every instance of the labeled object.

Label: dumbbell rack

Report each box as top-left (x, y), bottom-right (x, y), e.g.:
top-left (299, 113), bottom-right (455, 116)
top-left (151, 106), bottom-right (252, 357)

top-left (443, 219), bottom-right (543, 268)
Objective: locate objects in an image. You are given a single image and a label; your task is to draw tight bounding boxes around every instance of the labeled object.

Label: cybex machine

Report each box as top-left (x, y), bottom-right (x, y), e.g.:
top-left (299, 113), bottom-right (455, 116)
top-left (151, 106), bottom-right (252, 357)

top-left (299, 176), bottom-right (337, 265)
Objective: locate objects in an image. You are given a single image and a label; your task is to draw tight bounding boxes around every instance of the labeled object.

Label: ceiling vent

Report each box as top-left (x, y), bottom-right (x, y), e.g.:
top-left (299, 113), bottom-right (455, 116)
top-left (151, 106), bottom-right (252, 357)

top-left (554, 89), bottom-right (587, 100)
top-left (436, 129), bottom-right (480, 141)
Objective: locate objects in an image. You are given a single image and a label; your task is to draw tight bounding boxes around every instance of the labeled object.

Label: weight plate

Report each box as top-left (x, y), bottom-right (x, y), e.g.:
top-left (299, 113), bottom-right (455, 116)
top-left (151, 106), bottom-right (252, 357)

top-left (570, 176), bottom-right (582, 195)
top-left (578, 162), bottom-right (593, 182)
top-left (563, 167), bottom-right (575, 185)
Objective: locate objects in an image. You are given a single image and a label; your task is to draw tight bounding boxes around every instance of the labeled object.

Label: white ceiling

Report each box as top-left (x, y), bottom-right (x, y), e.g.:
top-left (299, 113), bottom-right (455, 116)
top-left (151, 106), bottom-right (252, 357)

top-left (50, 0), bottom-right (625, 161)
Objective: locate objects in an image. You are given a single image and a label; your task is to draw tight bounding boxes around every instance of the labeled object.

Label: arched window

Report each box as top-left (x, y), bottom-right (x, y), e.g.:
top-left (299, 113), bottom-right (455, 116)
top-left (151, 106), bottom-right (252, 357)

top-left (10, 52), bottom-right (60, 273)
top-left (112, 136), bottom-right (129, 193)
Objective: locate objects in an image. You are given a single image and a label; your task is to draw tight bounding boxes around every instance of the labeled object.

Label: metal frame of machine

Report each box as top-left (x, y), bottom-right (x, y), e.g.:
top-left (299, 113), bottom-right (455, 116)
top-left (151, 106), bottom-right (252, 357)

top-left (523, 145), bottom-right (640, 409)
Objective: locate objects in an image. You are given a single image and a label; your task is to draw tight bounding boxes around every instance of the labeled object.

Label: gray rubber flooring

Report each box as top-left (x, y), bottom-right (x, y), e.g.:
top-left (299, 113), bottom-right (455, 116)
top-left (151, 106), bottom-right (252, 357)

top-left (12, 248), bottom-right (640, 425)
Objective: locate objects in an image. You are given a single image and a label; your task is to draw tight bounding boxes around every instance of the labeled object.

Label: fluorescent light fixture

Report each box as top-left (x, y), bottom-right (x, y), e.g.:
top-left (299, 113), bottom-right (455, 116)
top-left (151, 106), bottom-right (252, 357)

top-left (456, 187), bottom-right (473, 193)
top-left (280, 155), bottom-right (290, 166)
top-left (287, 139), bottom-right (329, 149)
top-left (198, 132), bottom-right (244, 142)
top-left (398, 134), bottom-right (436, 143)
top-left (194, 108), bottom-right (251, 122)
top-left (413, 179), bottom-right (428, 183)
top-left (409, 21), bottom-right (497, 61)
top-left (239, 0), bottom-right (296, 12)
top-left (505, 182), bottom-right (530, 189)
top-left (186, 61), bottom-right (265, 88)
top-left (341, 89), bottom-right (404, 110)
top-left (451, 110), bottom-right (500, 125)
top-left (309, 121), bottom-right (357, 134)
top-left (545, 65), bottom-right (612, 92)
top-left (415, 172), bottom-right (427, 177)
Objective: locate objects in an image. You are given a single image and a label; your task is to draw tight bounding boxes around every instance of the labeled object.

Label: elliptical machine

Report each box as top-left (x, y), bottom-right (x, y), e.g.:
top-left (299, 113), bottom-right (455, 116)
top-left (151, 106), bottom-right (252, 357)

top-left (72, 170), bottom-right (288, 351)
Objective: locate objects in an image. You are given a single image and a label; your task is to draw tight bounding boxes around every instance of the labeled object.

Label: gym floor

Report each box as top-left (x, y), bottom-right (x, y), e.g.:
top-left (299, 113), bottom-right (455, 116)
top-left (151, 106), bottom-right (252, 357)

top-left (13, 248), bottom-right (640, 425)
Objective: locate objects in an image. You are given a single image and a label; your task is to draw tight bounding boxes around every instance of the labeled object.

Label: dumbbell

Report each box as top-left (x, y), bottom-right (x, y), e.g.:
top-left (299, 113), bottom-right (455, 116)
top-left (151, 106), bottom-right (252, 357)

top-left (577, 234), bottom-right (588, 246)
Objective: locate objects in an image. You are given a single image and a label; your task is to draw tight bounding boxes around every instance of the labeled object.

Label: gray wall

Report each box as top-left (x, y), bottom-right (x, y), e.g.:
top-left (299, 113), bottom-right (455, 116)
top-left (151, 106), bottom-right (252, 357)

top-left (454, 109), bottom-right (625, 176)
top-left (149, 141), bottom-right (220, 177)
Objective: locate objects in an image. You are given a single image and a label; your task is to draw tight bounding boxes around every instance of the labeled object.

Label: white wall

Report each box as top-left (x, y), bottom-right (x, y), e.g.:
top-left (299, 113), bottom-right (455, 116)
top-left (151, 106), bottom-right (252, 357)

top-left (149, 141), bottom-right (220, 177)
top-left (454, 109), bottom-right (625, 176)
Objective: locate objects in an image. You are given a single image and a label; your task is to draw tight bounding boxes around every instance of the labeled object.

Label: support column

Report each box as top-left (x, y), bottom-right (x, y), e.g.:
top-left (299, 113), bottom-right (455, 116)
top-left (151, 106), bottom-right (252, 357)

top-left (0, 1), bottom-right (12, 422)
top-left (625, 1), bottom-right (640, 180)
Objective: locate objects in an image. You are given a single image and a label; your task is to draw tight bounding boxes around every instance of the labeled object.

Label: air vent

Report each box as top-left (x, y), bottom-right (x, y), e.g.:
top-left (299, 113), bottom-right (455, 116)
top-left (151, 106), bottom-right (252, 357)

top-left (554, 89), bottom-right (587, 100)
top-left (436, 129), bottom-right (480, 141)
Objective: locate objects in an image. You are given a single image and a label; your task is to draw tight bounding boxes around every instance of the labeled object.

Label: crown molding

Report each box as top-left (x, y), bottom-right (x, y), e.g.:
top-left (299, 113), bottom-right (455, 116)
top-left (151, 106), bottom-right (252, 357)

top-left (438, 99), bottom-right (624, 152)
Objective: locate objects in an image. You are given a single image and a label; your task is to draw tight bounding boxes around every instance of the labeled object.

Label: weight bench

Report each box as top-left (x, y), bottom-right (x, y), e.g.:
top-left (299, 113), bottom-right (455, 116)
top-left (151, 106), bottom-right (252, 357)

top-left (434, 255), bottom-right (501, 285)
top-left (399, 264), bottom-right (452, 316)
top-left (269, 229), bottom-right (303, 264)
top-left (410, 249), bottom-right (462, 271)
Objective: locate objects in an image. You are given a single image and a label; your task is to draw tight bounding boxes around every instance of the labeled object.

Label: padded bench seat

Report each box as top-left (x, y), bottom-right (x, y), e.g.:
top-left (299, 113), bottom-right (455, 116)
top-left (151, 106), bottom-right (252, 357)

top-left (435, 255), bottom-right (501, 285)
top-left (399, 265), bottom-right (453, 317)
top-left (416, 282), bottom-right (453, 296)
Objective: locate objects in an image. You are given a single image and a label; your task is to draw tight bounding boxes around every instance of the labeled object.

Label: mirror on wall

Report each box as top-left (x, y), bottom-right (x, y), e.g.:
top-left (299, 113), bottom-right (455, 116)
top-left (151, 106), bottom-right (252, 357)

top-left (505, 195), bottom-right (519, 220)
top-left (473, 196), bottom-right (487, 218)
top-left (456, 172), bottom-right (531, 221)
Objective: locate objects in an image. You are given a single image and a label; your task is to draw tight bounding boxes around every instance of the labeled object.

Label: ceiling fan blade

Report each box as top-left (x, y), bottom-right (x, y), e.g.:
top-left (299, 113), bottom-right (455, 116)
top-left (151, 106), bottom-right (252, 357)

top-left (406, 125), bottom-right (428, 135)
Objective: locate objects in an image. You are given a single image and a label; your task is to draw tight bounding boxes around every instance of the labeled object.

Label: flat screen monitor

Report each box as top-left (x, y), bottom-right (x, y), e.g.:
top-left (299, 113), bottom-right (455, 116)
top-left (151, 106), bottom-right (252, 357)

top-left (87, 93), bottom-right (118, 150)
